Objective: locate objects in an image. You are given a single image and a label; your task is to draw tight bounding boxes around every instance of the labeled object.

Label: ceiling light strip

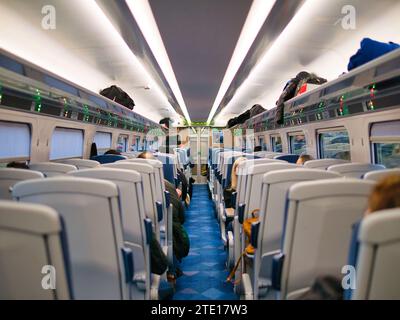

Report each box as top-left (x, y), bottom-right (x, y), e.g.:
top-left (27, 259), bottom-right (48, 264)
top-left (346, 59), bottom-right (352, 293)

top-left (125, 0), bottom-right (191, 124)
top-left (207, 0), bottom-right (276, 124)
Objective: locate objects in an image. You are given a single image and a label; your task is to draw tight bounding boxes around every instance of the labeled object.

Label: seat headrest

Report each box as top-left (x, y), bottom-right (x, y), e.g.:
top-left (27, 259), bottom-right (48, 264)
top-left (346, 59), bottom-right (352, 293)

top-left (12, 176), bottom-right (119, 198)
top-left (68, 168), bottom-right (141, 183)
top-left (0, 200), bottom-right (60, 234)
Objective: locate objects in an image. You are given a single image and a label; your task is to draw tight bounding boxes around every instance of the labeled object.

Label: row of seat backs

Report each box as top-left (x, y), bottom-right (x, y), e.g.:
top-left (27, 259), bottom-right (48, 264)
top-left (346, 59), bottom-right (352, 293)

top-left (11, 177), bottom-right (132, 299)
top-left (174, 147), bottom-right (190, 168)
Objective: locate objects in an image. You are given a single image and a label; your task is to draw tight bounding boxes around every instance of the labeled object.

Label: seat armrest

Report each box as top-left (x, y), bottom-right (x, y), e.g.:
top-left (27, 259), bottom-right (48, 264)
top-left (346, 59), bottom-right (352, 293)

top-left (121, 247), bottom-right (134, 284)
top-left (238, 203), bottom-right (246, 224)
top-left (271, 252), bottom-right (285, 290)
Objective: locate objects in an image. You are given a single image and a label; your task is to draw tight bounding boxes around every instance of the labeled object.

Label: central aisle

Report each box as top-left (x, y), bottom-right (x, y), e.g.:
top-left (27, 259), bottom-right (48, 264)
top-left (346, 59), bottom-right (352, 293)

top-left (173, 184), bottom-right (238, 300)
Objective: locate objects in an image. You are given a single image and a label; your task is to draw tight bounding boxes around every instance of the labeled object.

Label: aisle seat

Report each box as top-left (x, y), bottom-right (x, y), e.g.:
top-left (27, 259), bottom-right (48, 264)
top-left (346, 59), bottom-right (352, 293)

top-left (12, 177), bottom-right (132, 299)
top-left (0, 200), bottom-right (71, 299)
top-left (252, 169), bottom-right (342, 299)
top-left (68, 168), bottom-right (153, 299)
top-left (269, 179), bottom-right (375, 300)
top-left (346, 208), bottom-right (400, 300)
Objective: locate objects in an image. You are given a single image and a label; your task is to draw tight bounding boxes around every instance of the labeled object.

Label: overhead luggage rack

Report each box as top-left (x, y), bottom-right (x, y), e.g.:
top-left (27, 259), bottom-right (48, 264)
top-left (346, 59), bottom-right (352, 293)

top-left (240, 49), bottom-right (400, 132)
top-left (0, 51), bottom-right (161, 134)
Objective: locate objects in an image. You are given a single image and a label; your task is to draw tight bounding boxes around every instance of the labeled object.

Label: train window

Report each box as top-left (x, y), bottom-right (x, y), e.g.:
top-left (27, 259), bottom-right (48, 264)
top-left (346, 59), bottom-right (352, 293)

top-left (135, 136), bottom-right (141, 151)
top-left (0, 121), bottom-right (31, 161)
top-left (318, 129), bottom-right (351, 160)
top-left (50, 127), bottom-right (83, 160)
top-left (374, 143), bottom-right (400, 168)
top-left (259, 136), bottom-right (267, 151)
top-left (371, 121), bottom-right (400, 168)
top-left (289, 133), bottom-right (306, 155)
top-left (94, 131), bottom-right (112, 155)
top-left (271, 135), bottom-right (282, 153)
top-left (117, 135), bottom-right (128, 153)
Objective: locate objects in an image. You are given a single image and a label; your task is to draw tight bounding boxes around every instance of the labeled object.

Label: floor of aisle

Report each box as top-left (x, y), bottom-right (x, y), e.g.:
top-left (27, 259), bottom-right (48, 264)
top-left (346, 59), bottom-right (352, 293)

top-left (173, 184), bottom-right (238, 300)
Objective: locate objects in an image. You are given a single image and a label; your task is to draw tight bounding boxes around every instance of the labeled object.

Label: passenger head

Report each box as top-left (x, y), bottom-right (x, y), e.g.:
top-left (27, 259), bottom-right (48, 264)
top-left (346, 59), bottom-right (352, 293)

top-left (365, 174), bottom-right (400, 216)
top-left (104, 149), bottom-right (121, 155)
top-left (137, 151), bottom-right (155, 159)
top-left (6, 161), bottom-right (29, 169)
top-left (296, 154), bottom-right (313, 165)
top-left (230, 157), bottom-right (247, 190)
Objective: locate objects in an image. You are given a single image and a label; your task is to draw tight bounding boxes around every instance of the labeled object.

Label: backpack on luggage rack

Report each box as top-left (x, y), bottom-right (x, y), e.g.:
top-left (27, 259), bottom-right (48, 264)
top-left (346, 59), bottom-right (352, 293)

top-left (100, 85), bottom-right (135, 110)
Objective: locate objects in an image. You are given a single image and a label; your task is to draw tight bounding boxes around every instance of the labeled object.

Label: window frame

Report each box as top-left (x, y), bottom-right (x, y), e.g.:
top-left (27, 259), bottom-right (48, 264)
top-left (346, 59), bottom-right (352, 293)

top-left (370, 121), bottom-right (400, 167)
top-left (50, 126), bottom-right (84, 160)
top-left (93, 131), bottom-right (112, 155)
top-left (288, 131), bottom-right (306, 155)
top-left (270, 134), bottom-right (283, 153)
top-left (0, 120), bottom-right (31, 162)
top-left (317, 127), bottom-right (350, 160)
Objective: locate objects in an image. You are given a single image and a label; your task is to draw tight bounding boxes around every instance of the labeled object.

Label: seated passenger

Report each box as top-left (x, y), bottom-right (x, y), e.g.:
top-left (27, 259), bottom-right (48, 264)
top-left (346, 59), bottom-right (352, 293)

top-left (223, 157), bottom-right (247, 209)
top-left (365, 174), bottom-right (400, 215)
top-left (137, 151), bottom-right (189, 278)
top-left (7, 161), bottom-right (29, 169)
top-left (296, 154), bottom-right (313, 165)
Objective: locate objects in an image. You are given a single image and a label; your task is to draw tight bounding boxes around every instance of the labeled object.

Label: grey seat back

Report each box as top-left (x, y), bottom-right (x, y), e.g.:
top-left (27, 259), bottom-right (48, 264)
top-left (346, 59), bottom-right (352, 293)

top-left (29, 162), bottom-right (77, 177)
top-left (352, 208), bottom-right (400, 300)
top-left (280, 179), bottom-right (375, 299)
top-left (327, 163), bottom-right (385, 178)
top-left (103, 162), bottom-right (159, 231)
top-left (56, 159), bottom-right (100, 169)
top-left (363, 168), bottom-right (400, 181)
top-left (256, 169), bottom-right (342, 291)
top-left (304, 159), bottom-right (349, 170)
top-left (0, 168), bottom-right (44, 199)
top-left (68, 168), bottom-right (150, 299)
top-left (244, 163), bottom-right (297, 217)
top-left (0, 201), bottom-right (70, 299)
top-left (12, 177), bottom-right (130, 299)
top-left (236, 159), bottom-right (286, 209)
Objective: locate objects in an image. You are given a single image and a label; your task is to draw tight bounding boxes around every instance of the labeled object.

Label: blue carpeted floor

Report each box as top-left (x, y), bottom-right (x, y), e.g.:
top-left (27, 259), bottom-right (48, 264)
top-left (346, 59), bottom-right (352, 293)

top-left (173, 184), bottom-right (238, 300)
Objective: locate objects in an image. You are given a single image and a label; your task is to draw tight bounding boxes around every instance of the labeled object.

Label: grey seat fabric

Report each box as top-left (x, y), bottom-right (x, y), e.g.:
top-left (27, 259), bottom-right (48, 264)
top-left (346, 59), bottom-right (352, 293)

top-left (351, 208), bottom-right (400, 300)
top-left (253, 169), bottom-right (342, 299)
top-left (327, 163), bottom-right (385, 178)
top-left (0, 168), bottom-right (44, 199)
top-left (304, 159), bottom-right (349, 170)
top-left (103, 162), bottom-right (158, 230)
top-left (0, 200), bottom-right (70, 300)
top-left (56, 159), bottom-right (100, 169)
top-left (12, 177), bottom-right (131, 299)
top-left (29, 162), bottom-right (77, 177)
top-left (68, 168), bottom-right (150, 299)
top-left (279, 179), bottom-right (376, 300)
top-left (363, 168), bottom-right (400, 181)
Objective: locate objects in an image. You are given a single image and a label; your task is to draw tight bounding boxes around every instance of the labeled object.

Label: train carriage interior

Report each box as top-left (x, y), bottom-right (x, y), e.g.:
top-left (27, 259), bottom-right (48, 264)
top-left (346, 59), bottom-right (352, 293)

top-left (0, 0), bottom-right (400, 303)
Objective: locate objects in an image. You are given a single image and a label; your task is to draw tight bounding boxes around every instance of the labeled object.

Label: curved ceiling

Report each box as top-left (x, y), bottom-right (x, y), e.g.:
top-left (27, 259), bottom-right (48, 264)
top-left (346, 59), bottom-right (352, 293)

top-left (149, 0), bottom-right (252, 122)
